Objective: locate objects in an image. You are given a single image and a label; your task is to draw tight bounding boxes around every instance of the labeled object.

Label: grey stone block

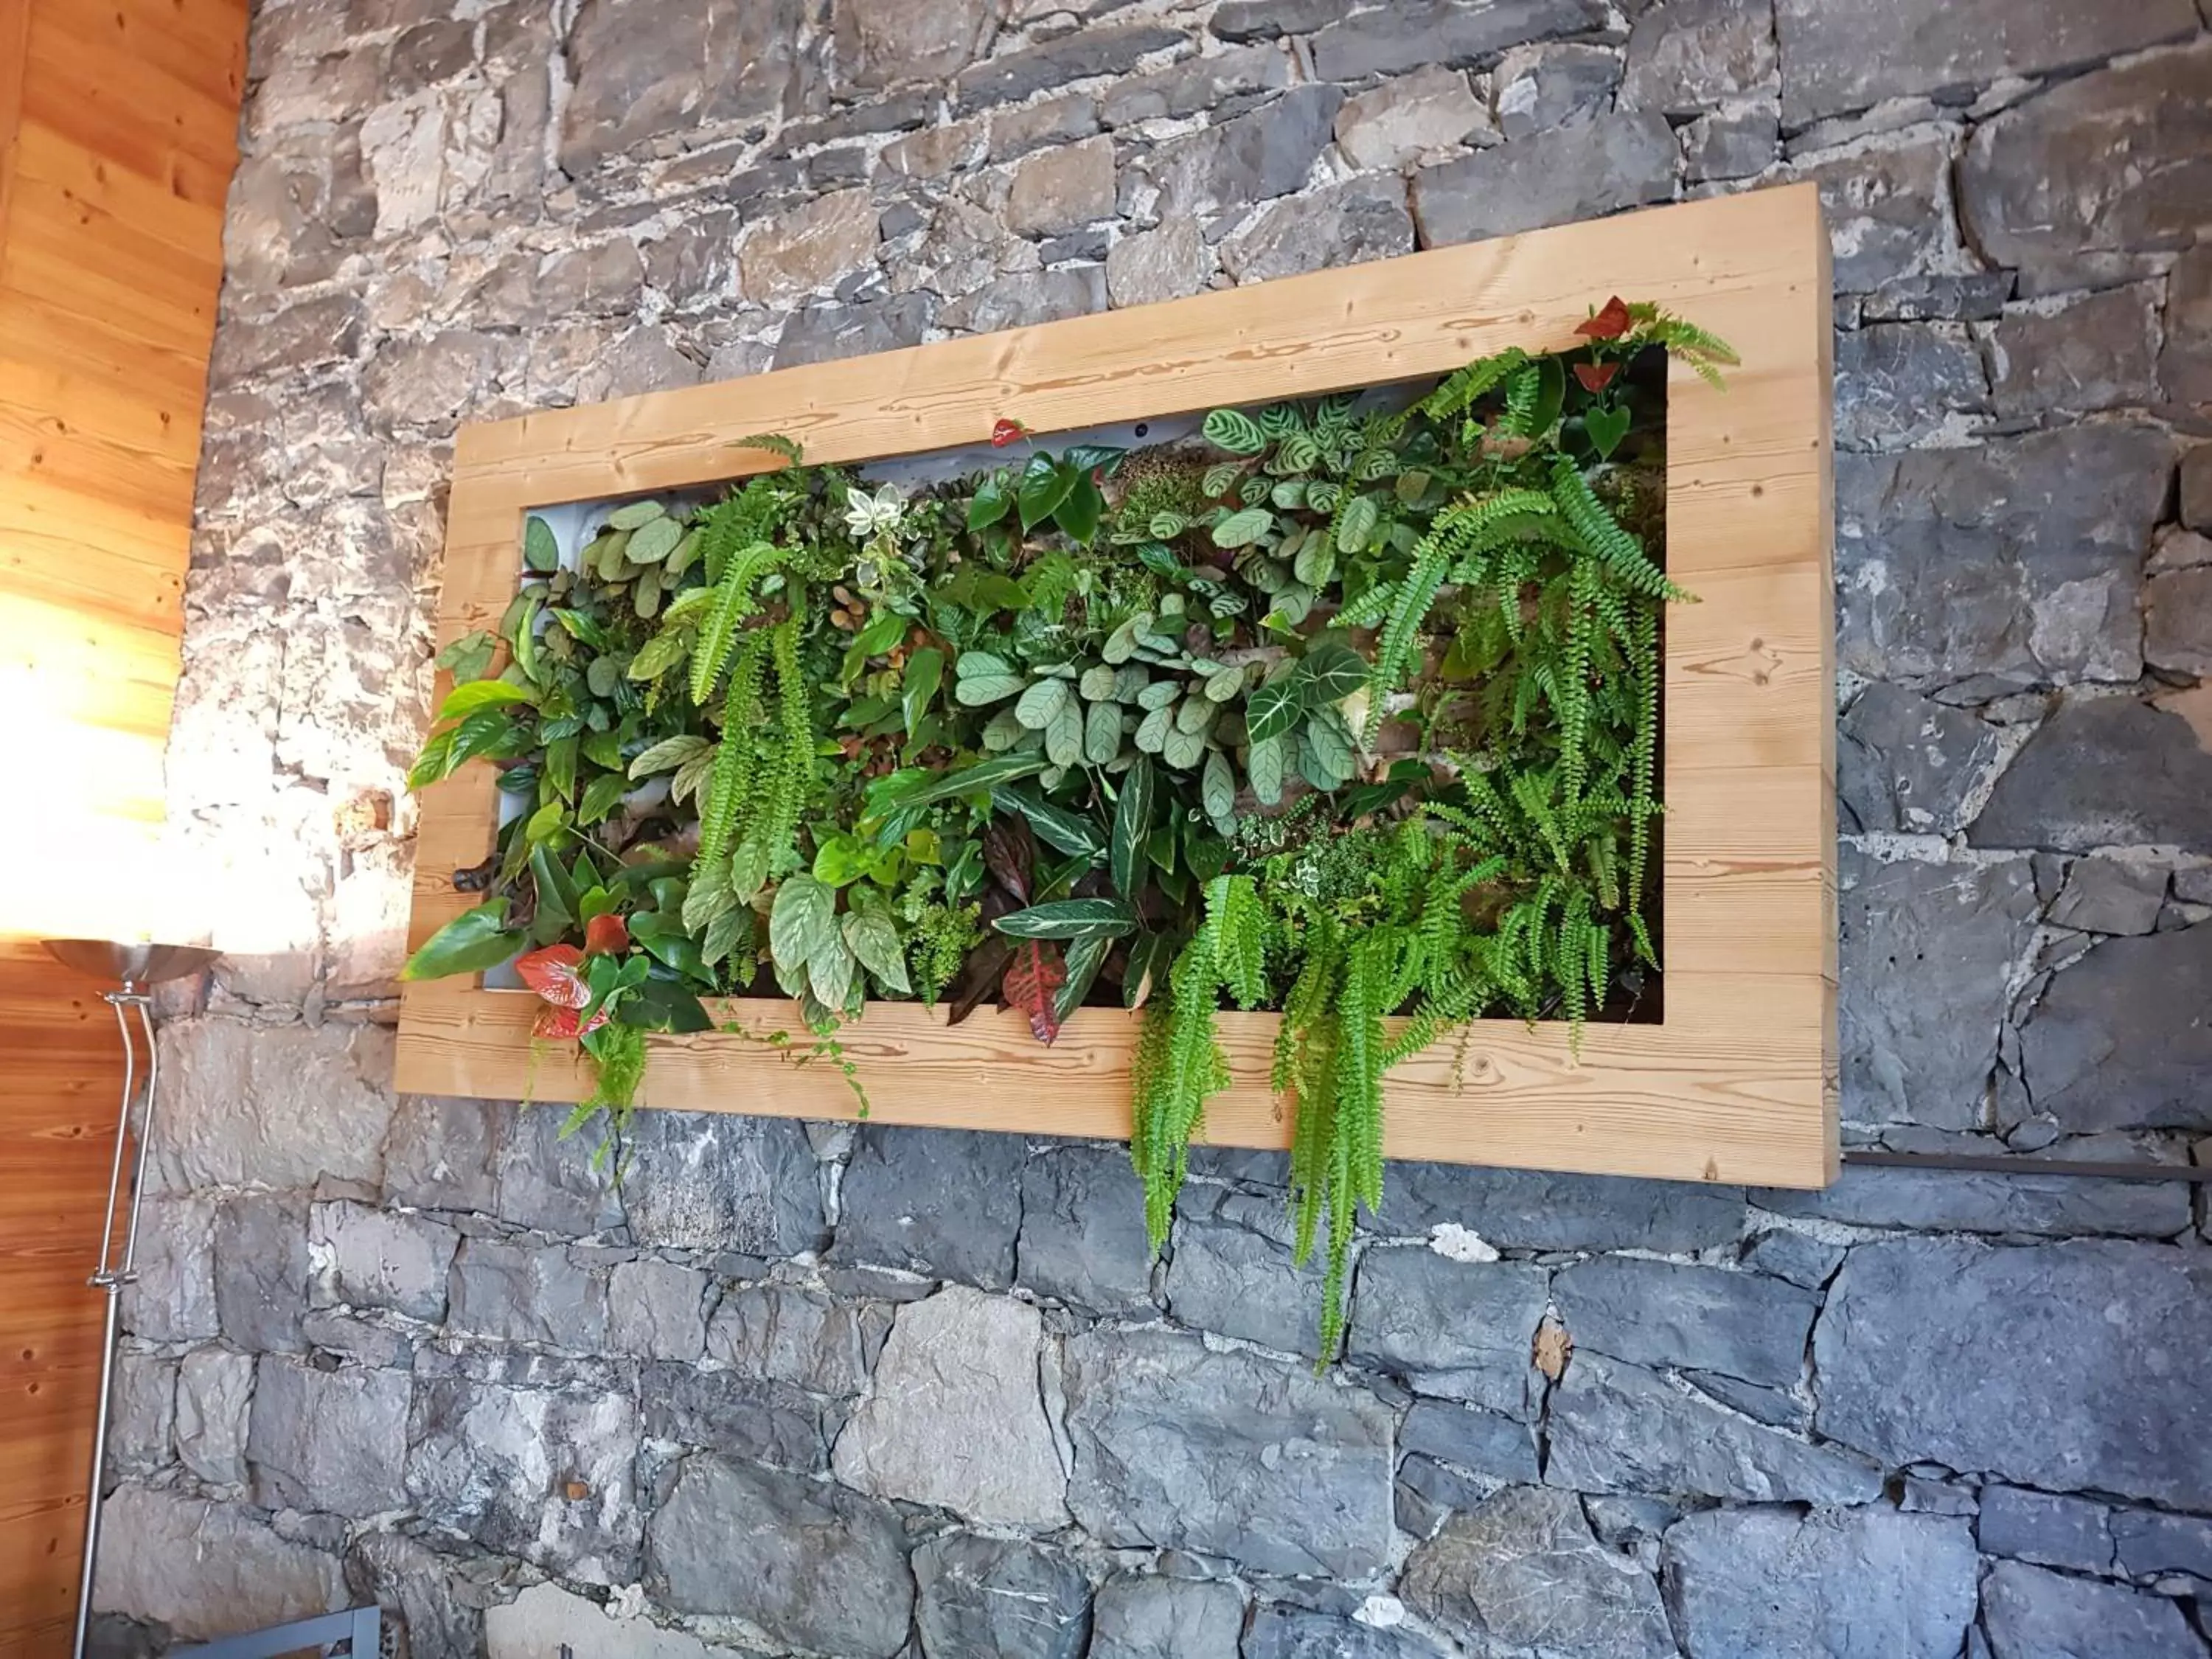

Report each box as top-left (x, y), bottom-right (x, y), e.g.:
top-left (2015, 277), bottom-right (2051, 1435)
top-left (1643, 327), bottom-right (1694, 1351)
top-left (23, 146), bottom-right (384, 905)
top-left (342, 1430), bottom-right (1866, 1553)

top-left (1088, 1573), bottom-right (1242, 1659)
top-left (310, 1200), bottom-right (458, 1321)
top-left (1062, 1328), bottom-right (1393, 1578)
top-left (1548, 1352), bottom-right (1882, 1503)
top-left (1018, 1144), bottom-right (1156, 1315)
top-left (448, 1238), bottom-right (608, 1350)
top-left (646, 1453), bottom-right (913, 1656)
top-left (1346, 1246), bottom-right (1548, 1416)
top-left (1982, 1558), bottom-right (2202, 1659)
top-left (1402, 1485), bottom-right (1674, 1658)
top-left (1553, 1256), bottom-right (1817, 1388)
top-left (833, 1124), bottom-right (1023, 1288)
top-left (1816, 1238), bottom-right (2212, 1507)
top-left (913, 1533), bottom-right (1090, 1659)
top-left (406, 1375), bottom-right (641, 1579)
top-left (1978, 1484), bottom-right (2115, 1573)
top-left (246, 1357), bottom-right (409, 1516)
top-left (607, 1258), bottom-right (709, 1363)
top-left (215, 1193), bottom-right (311, 1354)
top-left (1661, 1506), bottom-right (1978, 1658)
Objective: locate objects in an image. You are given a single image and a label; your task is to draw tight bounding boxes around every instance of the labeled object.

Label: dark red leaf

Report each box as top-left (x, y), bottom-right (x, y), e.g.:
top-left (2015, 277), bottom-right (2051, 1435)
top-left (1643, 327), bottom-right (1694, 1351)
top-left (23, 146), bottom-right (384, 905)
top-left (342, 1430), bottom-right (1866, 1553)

top-left (1002, 939), bottom-right (1068, 1045)
top-left (991, 418), bottom-right (1026, 448)
top-left (532, 1002), bottom-right (608, 1038)
top-left (517, 944), bottom-right (591, 1009)
top-left (1575, 296), bottom-right (1632, 341)
top-left (584, 913), bottom-right (630, 956)
top-left (1573, 361), bottom-right (1619, 393)
top-left (947, 937), bottom-right (1015, 1026)
top-left (983, 816), bottom-right (1034, 905)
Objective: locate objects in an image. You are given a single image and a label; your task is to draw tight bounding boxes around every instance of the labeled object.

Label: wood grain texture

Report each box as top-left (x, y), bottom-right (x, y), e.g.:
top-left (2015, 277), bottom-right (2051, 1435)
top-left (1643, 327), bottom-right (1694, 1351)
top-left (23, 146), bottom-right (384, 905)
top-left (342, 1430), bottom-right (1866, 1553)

top-left (0, 939), bottom-right (123, 1655)
top-left (400, 185), bottom-right (1839, 1192)
top-left (0, 0), bottom-right (246, 1642)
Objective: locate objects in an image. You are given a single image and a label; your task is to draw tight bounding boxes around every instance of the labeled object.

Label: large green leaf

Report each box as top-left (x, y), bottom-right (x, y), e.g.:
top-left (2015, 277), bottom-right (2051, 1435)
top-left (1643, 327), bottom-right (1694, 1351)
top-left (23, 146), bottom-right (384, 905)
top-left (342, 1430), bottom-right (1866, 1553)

top-left (994, 897), bottom-right (1138, 941)
top-left (627, 515), bottom-right (684, 563)
top-left (1122, 928), bottom-right (1176, 1009)
top-left (1335, 493), bottom-right (1380, 554)
top-left (437, 630), bottom-right (497, 682)
top-left (1245, 673), bottom-right (1302, 744)
top-left (400, 900), bottom-right (522, 981)
top-left (902, 646), bottom-right (944, 738)
top-left (1084, 698), bottom-right (1122, 765)
top-left (768, 874), bottom-right (838, 976)
top-left (436, 679), bottom-right (534, 721)
top-left (991, 785), bottom-right (1103, 858)
top-left (1017, 453), bottom-right (1077, 531)
top-left (1111, 757), bottom-right (1155, 897)
top-left (1054, 473), bottom-right (1103, 543)
top-left (1299, 640), bottom-right (1368, 703)
top-left (967, 470), bottom-right (1012, 529)
top-left (1054, 933), bottom-right (1110, 1023)
top-left (844, 898), bottom-right (911, 995)
top-left (891, 752), bottom-right (1046, 809)
top-left (524, 517), bottom-right (560, 573)
top-left (607, 499), bottom-right (666, 531)
top-left (630, 734), bottom-right (710, 779)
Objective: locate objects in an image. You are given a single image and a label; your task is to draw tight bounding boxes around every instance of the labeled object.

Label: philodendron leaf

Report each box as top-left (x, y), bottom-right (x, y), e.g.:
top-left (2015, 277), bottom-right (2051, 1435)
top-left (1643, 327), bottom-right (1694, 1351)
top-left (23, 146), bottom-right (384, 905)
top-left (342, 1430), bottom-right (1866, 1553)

top-left (1245, 674), bottom-right (1302, 744)
top-left (994, 897), bottom-right (1139, 941)
top-left (436, 679), bottom-right (535, 720)
top-left (1585, 403), bottom-right (1632, 460)
top-left (607, 499), bottom-right (666, 531)
top-left (524, 517), bottom-right (560, 573)
top-left (1054, 934), bottom-right (1110, 1023)
top-left (437, 629), bottom-right (498, 684)
top-left (1299, 640), bottom-right (1368, 703)
top-left (902, 646), bottom-right (944, 738)
top-left (1017, 453), bottom-right (1077, 531)
top-left (627, 515), bottom-right (684, 563)
top-left (400, 900), bottom-right (522, 981)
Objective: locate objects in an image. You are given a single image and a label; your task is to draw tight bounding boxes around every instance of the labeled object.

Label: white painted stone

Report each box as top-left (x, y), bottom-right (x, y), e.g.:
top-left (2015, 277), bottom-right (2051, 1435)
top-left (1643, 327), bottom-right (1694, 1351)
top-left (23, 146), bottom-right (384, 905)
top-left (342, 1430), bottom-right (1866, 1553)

top-left (151, 1018), bottom-right (397, 1193)
top-left (486, 1581), bottom-right (717, 1659)
top-left (832, 1285), bottom-right (1069, 1527)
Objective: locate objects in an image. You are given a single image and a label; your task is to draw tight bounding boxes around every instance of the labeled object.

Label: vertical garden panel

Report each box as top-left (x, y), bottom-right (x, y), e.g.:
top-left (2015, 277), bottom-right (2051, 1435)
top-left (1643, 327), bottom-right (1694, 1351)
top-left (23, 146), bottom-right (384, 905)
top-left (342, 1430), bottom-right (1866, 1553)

top-left (397, 184), bottom-right (1837, 1191)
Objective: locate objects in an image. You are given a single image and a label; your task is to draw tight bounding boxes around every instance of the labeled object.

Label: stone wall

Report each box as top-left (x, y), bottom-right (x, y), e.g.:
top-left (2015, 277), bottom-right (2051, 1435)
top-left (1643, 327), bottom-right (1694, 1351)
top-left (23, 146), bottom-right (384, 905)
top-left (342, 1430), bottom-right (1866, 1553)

top-left (109, 0), bottom-right (2212, 1654)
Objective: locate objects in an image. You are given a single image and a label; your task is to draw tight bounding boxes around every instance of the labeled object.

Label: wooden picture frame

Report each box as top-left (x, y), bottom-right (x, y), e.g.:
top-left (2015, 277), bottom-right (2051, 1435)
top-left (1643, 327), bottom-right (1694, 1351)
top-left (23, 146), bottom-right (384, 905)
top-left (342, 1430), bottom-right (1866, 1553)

top-left (397, 183), bottom-right (1837, 1190)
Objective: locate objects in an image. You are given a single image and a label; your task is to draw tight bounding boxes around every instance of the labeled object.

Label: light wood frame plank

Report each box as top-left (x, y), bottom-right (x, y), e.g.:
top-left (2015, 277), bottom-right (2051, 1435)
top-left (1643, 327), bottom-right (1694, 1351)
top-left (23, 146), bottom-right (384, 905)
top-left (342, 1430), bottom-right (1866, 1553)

top-left (398, 184), bottom-right (1839, 1190)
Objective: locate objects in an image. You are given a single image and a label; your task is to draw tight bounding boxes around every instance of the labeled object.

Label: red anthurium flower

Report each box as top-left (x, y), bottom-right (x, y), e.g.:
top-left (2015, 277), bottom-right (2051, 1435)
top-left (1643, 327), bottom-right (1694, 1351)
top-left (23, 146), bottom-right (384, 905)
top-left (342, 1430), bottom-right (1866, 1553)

top-left (516, 944), bottom-right (591, 1009)
top-left (1573, 361), bottom-right (1620, 393)
top-left (532, 1002), bottom-right (609, 1040)
top-left (584, 912), bottom-right (630, 956)
top-left (991, 418), bottom-right (1026, 448)
top-left (1575, 296), bottom-right (1632, 340)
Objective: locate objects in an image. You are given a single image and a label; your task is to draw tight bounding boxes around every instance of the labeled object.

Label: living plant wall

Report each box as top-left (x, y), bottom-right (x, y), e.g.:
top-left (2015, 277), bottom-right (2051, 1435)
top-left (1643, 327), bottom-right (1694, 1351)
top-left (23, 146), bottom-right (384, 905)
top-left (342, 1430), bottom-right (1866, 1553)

top-left (403, 300), bottom-right (1731, 1335)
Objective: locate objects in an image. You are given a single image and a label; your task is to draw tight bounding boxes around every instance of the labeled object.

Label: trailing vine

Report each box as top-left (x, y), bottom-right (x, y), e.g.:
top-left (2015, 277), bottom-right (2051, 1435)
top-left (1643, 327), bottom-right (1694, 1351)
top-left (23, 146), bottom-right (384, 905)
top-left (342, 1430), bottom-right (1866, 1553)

top-left (403, 298), bottom-right (1728, 1351)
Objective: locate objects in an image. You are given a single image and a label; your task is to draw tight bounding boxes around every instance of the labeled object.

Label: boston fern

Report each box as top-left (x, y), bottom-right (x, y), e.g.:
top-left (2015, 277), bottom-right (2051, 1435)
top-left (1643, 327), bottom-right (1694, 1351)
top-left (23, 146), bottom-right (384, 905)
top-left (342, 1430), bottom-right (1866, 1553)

top-left (403, 299), bottom-right (1728, 1349)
